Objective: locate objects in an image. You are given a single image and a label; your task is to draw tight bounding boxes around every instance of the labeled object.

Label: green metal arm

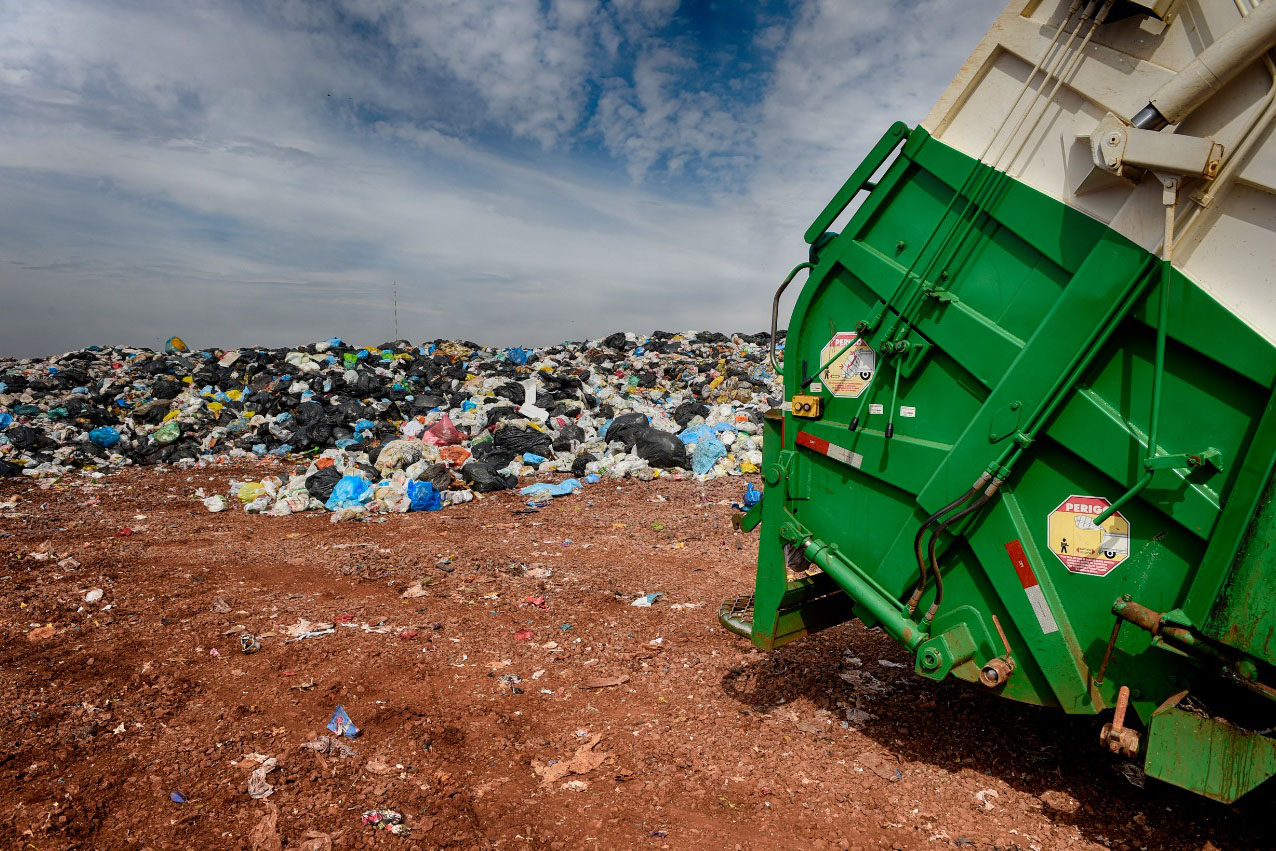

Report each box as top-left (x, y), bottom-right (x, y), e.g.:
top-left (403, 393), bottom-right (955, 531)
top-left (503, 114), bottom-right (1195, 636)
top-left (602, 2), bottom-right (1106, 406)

top-left (804, 122), bottom-right (910, 245)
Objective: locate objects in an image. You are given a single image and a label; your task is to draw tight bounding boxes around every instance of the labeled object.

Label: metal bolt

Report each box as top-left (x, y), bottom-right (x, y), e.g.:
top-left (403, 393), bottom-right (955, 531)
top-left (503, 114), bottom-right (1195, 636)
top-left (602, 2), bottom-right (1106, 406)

top-left (895, 240), bottom-right (907, 252)
top-left (920, 648), bottom-right (942, 671)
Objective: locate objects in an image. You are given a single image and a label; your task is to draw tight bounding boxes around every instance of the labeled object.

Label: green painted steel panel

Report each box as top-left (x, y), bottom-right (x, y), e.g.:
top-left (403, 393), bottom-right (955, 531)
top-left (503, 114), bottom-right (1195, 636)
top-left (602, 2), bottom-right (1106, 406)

top-left (745, 123), bottom-right (1276, 799)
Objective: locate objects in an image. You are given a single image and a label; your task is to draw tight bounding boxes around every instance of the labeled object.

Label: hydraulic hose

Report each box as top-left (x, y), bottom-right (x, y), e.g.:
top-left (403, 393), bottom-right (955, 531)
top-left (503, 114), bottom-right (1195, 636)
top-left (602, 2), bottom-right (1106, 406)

top-left (908, 472), bottom-right (991, 615)
top-left (924, 477), bottom-right (1003, 624)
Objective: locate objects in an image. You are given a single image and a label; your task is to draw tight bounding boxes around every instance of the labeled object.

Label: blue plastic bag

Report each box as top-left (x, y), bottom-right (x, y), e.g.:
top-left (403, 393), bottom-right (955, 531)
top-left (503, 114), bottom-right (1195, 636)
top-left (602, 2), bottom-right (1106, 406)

top-left (678, 422), bottom-right (735, 445)
top-left (327, 704), bottom-right (360, 737)
top-left (744, 482), bottom-right (762, 508)
top-left (0, 413), bottom-right (11, 430)
top-left (407, 481), bottom-right (442, 512)
top-left (507, 347), bottom-right (529, 365)
top-left (584, 473), bottom-right (601, 484)
top-left (325, 475), bottom-right (372, 511)
top-left (691, 436), bottom-right (727, 475)
top-left (522, 452), bottom-right (546, 465)
top-left (353, 418), bottom-right (376, 433)
top-left (519, 479), bottom-right (582, 498)
top-left (88, 426), bottom-right (120, 448)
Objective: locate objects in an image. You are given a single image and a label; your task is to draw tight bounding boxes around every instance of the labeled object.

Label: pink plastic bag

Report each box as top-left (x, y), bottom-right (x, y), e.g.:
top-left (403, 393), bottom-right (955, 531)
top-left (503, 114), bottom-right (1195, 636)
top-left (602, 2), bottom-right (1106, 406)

top-left (422, 413), bottom-right (463, 446)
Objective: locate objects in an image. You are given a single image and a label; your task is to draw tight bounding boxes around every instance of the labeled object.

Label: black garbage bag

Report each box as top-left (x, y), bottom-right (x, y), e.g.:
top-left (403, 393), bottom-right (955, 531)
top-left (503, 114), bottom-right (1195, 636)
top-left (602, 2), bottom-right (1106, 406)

top-left (5, 425), bottom-right (38, 451)
top-left (296, 400), bottom-right (324, 425)
top-left (571, 453), bottom-right (597, 477)
top-left (305, 466), bottom-right (343, 501)
top-left (304, 422), bottom-right (333, 447)
top-left (484, 405), bottom-right (520, 423)
top-left (412, 392), bottom-right (446, 411)
top-left (130, 399), bottom-right (171, 425)
top-left (462, 461), bottom-right (516, 492)
top-left (672, 401), bottom-right (709, 428)
top-left (605, 412), bottom-right (648, 448)
top-left (494, 383), bottom-right (525, 405)
top-left (471, 442), bottom-right (517, 468)
top-left (0, 460), bottom-right (21, 477)
top-left (492, 425), bottom-right (553, 458)
top-left (552, 424), bottom-right (585, 452)
top-left (419, 462), bottom-right (455, 492)
top-left (634, 427), bottom-right (688, 469)
top-left (151, 379), bottom-right (182, 400)
top-left (603, 332), bottom-right (627, 351)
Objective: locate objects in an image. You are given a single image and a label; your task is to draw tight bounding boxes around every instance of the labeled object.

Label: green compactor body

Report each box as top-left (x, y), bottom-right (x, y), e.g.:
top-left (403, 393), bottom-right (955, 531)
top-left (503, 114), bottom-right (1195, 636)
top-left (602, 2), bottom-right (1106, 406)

top-left (723, 121), bottom-right (1276, 803)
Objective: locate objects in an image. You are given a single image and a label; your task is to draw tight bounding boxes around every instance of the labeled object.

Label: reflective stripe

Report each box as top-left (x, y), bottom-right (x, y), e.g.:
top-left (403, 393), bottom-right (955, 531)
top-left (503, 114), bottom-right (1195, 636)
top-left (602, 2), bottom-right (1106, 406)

top-left (1005, 540), bottom-right (1060, 635)
top-left (795, 431), bottom-right (863, 470)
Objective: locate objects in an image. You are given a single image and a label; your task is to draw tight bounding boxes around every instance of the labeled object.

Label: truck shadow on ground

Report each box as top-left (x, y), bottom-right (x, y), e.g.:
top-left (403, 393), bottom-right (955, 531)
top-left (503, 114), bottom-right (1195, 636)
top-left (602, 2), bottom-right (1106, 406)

top-left (719, 621), bottom-right (1273, 850)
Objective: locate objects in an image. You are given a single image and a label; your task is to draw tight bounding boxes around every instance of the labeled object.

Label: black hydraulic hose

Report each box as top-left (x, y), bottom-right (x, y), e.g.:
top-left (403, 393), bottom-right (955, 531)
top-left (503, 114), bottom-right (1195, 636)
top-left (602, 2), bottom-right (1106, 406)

top-left (907, 472), bottom-right (991, 615)
top-left (924, 477), bottom-right (1003, 624)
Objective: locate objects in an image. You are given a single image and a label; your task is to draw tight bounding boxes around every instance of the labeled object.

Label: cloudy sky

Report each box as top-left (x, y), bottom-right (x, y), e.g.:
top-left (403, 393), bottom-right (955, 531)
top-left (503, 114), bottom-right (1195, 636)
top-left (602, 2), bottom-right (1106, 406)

top-left (0, 0), bottom-right (1004, 357)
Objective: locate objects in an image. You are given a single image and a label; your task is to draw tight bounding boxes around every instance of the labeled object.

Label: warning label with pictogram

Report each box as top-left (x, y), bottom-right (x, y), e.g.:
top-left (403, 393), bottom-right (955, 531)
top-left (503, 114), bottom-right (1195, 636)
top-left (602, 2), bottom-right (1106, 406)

top-left (1046, 495), bottom-right (1130, 577)
top-left (820, 332), bottom-right (876, 398)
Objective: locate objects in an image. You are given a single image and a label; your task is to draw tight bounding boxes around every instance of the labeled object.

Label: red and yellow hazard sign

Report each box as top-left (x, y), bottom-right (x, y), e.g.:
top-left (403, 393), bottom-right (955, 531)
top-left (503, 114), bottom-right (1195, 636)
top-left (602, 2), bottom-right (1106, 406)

top-left (820, 332), bottom-right (876, 398)
top-left (1046, 495), bottom-right (1130, 577)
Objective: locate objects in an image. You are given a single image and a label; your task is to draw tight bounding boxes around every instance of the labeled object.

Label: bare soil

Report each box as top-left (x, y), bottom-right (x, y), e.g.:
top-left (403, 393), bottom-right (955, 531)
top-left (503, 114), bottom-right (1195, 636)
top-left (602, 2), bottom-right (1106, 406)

top-left (1, 463), bottom-right (1270, 850)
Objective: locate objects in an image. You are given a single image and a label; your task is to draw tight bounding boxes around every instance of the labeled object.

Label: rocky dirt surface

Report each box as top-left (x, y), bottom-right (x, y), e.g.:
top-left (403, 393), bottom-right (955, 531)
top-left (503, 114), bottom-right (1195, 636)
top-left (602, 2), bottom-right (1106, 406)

top-left (1, 463), bottom-right (1270, 850)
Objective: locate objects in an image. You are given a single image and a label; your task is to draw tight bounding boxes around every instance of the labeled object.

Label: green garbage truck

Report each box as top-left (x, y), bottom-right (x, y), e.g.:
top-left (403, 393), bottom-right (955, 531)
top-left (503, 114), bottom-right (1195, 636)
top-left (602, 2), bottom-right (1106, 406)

top-left (725, 0), bottom-right (1276, 802)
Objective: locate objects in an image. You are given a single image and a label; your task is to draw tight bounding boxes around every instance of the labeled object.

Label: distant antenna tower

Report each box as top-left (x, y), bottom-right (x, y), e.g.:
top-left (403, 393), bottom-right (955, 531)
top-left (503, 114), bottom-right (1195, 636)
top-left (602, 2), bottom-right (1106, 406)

top-left (393, 280), bottom-right (399, 341)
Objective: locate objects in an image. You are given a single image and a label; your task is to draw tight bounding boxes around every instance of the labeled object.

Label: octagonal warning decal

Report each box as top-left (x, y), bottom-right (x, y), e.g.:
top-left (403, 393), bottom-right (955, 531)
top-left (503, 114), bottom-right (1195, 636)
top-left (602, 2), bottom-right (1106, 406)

top-left (1047, 495), bottom-right (1130, 576)
top-left (820, 332), bottom-right (876, 398)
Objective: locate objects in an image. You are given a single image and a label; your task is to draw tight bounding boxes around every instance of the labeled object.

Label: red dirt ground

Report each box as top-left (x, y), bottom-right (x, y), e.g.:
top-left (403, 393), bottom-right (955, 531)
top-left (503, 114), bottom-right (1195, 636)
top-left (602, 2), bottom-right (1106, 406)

top-left (1, 462), bottom-right (1270, 850)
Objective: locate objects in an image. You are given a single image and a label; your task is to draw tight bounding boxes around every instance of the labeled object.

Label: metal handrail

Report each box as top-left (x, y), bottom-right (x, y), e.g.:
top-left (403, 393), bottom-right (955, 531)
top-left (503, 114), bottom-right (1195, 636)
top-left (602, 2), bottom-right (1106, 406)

top-left (769, 262), bottom-right (812, 373)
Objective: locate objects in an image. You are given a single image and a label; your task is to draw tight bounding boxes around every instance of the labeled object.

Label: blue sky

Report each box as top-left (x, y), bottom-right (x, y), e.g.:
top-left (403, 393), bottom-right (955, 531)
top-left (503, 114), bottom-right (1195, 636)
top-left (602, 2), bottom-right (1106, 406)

top-left (0, 0), bottom-right (1004, 356)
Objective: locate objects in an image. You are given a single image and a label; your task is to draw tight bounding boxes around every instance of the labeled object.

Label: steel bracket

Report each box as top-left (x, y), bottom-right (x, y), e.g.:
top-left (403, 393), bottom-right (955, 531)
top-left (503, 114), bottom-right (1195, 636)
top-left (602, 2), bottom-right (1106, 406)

top-left (1075, 112), bottom-right (1222, 194)
top-left (1144, 447), bottom-right (1224, 472)
top-left (914, 622), bottom-right (978, 682)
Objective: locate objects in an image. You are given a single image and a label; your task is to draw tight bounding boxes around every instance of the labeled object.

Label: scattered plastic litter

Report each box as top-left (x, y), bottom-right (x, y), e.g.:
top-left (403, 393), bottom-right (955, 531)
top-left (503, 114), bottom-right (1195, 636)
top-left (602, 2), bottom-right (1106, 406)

top-left (84, 587), bottom-right (103, 604)
top-left (630, 592), bottom-right (664, 607)
top-left (169, 791), bottom-right (188, 804)
top-left (327, 705), bottom-right (360, 738)
top-left (246, 755), bottom-right (278, 799)
top-left (300, 736), bottom-right (357, 758)
top-left (361, 809), bottom-right (409, 837)
top-left (240, 633), bottom-right (261, 654)
top-left (974, 788), bottom-right (1000, 810)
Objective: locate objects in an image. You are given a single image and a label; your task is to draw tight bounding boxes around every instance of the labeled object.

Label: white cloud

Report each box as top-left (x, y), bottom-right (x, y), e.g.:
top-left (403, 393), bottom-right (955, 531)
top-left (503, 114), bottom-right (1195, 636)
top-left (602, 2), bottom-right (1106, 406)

top-left (0, 0), bottom-right (1005, 357)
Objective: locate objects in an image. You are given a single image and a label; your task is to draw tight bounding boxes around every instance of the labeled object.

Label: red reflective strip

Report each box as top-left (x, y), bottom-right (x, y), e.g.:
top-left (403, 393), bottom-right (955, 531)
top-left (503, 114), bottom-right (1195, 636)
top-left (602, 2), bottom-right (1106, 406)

top-left (1005, 540), bottom-right (1038, 589)
top-left (795, 431), bottom-right (830, 455)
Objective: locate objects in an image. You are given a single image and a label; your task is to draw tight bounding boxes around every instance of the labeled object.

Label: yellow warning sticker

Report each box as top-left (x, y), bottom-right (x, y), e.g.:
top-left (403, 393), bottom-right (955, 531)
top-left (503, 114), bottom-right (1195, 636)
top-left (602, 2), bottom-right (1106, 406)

top-left (820, 332), bottom-right (875, 398)
top-left (1046, 495), bottom-right (1130, 577)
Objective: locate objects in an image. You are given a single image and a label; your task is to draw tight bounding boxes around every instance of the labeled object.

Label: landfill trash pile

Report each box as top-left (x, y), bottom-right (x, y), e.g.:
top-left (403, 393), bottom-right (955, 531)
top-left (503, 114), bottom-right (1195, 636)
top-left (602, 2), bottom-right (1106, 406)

top-left (0, 331), bottom-right (780, 517)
